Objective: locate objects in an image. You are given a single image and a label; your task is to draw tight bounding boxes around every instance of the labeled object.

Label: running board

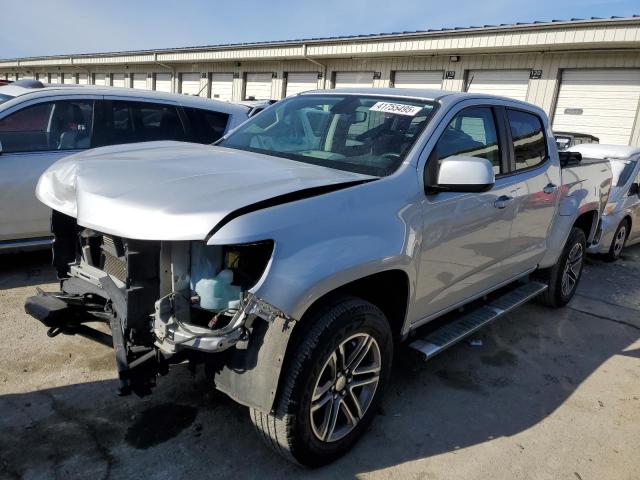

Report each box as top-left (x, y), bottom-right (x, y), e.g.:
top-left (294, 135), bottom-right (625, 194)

top-left (409, 281), bottom-right (547, 360)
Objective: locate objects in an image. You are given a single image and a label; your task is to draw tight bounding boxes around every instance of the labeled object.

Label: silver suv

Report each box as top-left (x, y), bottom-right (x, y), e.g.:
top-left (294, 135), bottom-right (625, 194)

top-left (26, 89), bottom-right (611, 466)
top-left (0, 80), bottom-right (250, 251)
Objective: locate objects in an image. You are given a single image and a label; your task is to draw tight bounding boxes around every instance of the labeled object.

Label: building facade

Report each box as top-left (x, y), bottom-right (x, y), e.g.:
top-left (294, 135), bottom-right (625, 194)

top-left (2, 16), bottom-right (640, 145)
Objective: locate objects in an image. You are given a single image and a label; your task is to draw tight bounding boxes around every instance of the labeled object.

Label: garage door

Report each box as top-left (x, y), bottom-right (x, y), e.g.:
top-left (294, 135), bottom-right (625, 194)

top-left (132, 73), bottom-right (148, 90)
top-left (553, 69), bottom-right (640, 145)
top-left (181, 73), bottom-right (201, 95)
top-left (286, 72), bottom-right (318, 96)
top-left (210, 73), bottom-right (233, 101)
top-left (245, 73), bottom-right (273, 100)
top-left (334, 72), bottom-right (373, 89)
top-left (93, 73), bottom-right (107, 86)
top-left (394, 71), bottom-right (443, 89)
top-left (155, 73), bottom-right (172, 92)
top-left (63, 74), bottom-right (75, 84)
top-left (78, 73), bottom-right (88, 85)
top-left (467, 70), bottom-right (530, 101)
top-left (37, 73), bottom-right (48, 82)
top-left (49, 73), bottom-right (60, 84)
top-left (112, 74), bottom-right (125, 88)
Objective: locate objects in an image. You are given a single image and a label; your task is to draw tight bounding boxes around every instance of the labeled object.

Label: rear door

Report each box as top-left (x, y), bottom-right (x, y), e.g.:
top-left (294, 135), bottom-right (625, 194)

top-left (0, 96), bottom-right (98, 241)
top-left (94, 97), bottom-right (187, 147)
top-left (502, 107), bottom-right (560, 271)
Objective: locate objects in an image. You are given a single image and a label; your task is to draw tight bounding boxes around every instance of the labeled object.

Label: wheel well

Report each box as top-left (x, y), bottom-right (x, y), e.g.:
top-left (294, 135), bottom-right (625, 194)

top-left (623, 215), bottom-right (632, 232)
top-left (573, 210), bottom-right (598, 242)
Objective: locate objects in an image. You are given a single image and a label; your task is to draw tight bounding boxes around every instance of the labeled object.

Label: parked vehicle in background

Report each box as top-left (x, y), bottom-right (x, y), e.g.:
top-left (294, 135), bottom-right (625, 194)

top-left (568, 144), bottom-right (640, 261)
top-left (554, 131), bottom-right (599, 151)
top-left (27, 89), bottom-right (611, 466)
top-left (0, 80), bottom-right (251, 252)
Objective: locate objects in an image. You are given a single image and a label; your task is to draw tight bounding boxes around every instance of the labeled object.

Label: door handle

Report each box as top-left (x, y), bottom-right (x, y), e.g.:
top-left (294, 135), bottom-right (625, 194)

top-left (543, 183), bottom-right (557, 194)
top-left (494, 195), bottom-right (514, 209)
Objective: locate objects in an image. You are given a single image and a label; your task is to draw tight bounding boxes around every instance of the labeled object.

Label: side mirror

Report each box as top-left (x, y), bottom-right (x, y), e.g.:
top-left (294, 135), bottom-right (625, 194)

top-left (628, 183), bottom-right (639, 196)
top-left (428, 156), bottom-right (495, 194)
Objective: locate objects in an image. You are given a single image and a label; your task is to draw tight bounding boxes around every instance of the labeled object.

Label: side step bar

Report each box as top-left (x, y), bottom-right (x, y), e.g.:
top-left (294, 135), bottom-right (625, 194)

top-left (409, 281), bottom-right (547, 360)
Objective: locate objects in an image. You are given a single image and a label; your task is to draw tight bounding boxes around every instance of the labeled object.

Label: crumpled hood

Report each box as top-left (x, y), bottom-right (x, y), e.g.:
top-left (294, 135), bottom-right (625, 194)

top-left (36, 141), bottom-right (373, 240)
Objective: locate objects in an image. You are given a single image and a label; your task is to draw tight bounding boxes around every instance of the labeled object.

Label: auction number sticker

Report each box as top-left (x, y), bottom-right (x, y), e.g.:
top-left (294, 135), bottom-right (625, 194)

top-left (369, 102), bottom-right (423, 116)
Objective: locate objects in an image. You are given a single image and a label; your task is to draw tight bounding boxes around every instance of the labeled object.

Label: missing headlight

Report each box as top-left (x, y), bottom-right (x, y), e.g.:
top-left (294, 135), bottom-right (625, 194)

top-left (189, 240), bottom-right (274, 314)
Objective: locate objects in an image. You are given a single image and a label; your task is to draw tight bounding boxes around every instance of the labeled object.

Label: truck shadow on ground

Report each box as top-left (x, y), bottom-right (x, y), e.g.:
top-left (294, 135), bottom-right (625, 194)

top-left (0, 250), bottom-right (56, 290)
top-left (2, 297), bottom-right (638, 479)
top-left (2, 247), bottom-right (640, 479)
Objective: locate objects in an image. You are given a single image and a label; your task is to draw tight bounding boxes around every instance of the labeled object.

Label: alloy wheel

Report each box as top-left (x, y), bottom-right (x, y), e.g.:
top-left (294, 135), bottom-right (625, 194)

top-left (613, 225), bottom-right (627, 257)
top-left (309, 333), bottom-right (381, 443)
top-left (561, 242), bottom-right (583, 297)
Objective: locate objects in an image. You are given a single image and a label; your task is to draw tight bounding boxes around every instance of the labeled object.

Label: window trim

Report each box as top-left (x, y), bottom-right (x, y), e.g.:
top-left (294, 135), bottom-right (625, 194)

top-left (0, 98), bottom-right (97, 154)
top-left (424, 104), bottom-right (507, 189)
top-left (503, 106), bottom-right (549, 176)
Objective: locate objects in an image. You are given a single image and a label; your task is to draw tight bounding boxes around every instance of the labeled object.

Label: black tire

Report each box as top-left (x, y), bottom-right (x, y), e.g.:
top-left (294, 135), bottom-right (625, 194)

top-left (249, 296), bottom-right (393, 467)
top-left (604, 219), bottom-right (629, 262)
top-left (534, 227), bottom-right (586, 308)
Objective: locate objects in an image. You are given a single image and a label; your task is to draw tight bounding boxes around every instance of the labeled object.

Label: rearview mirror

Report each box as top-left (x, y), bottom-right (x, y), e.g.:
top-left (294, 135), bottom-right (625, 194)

top-left (428, 156), bottom-right (495, 194)
top-left (353, 111), bottom-right (367, 123)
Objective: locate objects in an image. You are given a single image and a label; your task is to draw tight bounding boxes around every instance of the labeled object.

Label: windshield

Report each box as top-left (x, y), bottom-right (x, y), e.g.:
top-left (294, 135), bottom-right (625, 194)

top-left (0, 94), bottom-right (14, 105)
top-left (611, 159), bottom-right (637, 187)
top-left (220, 94), bottom-right (436, 176)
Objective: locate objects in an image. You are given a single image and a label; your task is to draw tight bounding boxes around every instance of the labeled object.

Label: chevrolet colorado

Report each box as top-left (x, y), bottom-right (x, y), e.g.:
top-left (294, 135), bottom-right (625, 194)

top-left (26, 89), bottom-right (611, 466)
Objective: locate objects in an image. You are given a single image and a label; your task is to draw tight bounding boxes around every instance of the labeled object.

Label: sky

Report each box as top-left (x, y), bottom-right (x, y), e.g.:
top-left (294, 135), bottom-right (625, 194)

top-left (1, 0), bottom-right (638, 59)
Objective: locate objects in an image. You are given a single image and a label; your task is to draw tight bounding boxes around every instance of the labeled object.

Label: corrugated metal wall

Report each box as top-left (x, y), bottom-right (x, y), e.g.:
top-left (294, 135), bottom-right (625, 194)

top-left (3, 21), bottom-right (640, 144)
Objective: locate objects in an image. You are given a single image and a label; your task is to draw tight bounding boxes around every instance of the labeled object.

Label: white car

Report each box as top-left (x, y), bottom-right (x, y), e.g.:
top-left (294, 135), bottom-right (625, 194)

top-left (568, 144), bottom-right (640, 260)
top-left (0, 80), bottom-right (251, 252)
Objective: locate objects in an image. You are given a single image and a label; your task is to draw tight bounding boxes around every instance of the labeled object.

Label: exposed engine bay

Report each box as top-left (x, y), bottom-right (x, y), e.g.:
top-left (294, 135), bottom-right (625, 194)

top-left (26, 210), bottom-right (290, 399)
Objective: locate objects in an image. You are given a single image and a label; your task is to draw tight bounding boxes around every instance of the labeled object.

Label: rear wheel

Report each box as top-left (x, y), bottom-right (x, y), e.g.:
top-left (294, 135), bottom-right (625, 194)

top-left (534, 227), bottom-right (586, 308)
top-left (249, 296), bottom-right (393, 467)
top-left (605, 219), bottom-right (629, 262)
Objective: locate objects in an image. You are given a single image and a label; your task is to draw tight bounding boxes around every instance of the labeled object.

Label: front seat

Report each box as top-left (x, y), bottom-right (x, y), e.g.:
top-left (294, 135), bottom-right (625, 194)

top-left (57, 104), bottom-right (90, 150)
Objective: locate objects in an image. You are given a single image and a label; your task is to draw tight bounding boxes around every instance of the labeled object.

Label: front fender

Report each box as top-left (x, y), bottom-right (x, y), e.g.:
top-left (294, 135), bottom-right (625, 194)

top-left (208, 169), bottom-right (422, 320)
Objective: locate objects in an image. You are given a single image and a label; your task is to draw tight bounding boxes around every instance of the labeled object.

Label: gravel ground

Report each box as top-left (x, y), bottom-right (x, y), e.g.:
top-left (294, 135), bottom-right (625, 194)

top-left (0, 247), bottom-right (638, 480)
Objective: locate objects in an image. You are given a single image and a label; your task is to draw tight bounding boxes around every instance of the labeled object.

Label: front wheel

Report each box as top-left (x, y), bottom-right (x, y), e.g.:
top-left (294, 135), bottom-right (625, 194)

top-left (605, 219), bottom-right (629, 262)
top-left (250, 296), bottom-right (393, 467)
top-left (534, 227), bottom-right (586, 308)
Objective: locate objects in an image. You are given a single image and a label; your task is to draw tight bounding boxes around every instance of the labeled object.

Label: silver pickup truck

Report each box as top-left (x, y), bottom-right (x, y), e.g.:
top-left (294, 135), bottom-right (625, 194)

top-left (26, 89), bottom-right (611, 466)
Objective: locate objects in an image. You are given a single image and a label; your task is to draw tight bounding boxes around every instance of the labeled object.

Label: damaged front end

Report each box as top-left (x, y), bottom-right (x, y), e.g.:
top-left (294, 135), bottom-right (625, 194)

top-left (26, 211), bottom-right (292, 403)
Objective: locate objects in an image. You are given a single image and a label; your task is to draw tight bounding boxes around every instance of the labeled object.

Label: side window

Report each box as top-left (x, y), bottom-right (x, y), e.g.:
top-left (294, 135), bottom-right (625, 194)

top-left (507, 109), bottom-right (547, 170)
top-left (0, 100), bottom-right (93, 153)
top-left (433, 106), bottom-right (501, 174)
top-left (97, 101), bottom-right (186, 147)
top-left (183, 107), bottom-right (230, 144)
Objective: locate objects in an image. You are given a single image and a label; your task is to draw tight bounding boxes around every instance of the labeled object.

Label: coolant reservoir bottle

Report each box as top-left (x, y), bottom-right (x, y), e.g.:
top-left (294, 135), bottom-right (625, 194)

top-left (197, 269), bottom-right (242, 311)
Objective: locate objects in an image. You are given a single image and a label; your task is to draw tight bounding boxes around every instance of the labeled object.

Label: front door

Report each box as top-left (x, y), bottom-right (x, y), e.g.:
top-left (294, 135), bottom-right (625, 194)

top-left (0, 98), bottom-right (95, 241)
top-left (414, 105), bottom-right (520, 322)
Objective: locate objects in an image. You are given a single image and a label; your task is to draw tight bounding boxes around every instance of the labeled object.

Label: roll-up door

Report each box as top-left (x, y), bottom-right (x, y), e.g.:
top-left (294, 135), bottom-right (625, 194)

top-left (394, 71), bottom-right (443, 89)
top-left (245, 73), bottom-right (273, 100)
top-left (553, 69), bottom-right (640, 145)
top-left (94, 73), bottom-right (107, 86)
top-left (112, 74), bottom-right (125, 88)
top-left (132, 73), bottom-right (148, 90)
top-left (467, 70), bottom-right (530, 101)
top-left (210, 73), bottom-right (233, 100)
top-left (78, 73), bottom-right (88, 85)
top-left (63, 74), bottom-right (76, 84)
top-left (49, 73), bottom-right (60, 84)
top-left (334, 72), bottom-right (373, 89)
top-left (181, 73), bottom-right (201, 95)
top-left (155, 73), bottom-right (172, 92)
top-left (286, 72), bottom-right (318, 96)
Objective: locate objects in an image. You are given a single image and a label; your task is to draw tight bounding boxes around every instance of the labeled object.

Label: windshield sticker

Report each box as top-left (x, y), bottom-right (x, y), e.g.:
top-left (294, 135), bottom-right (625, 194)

top-left (369, 102), bottom-right (423, 116)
